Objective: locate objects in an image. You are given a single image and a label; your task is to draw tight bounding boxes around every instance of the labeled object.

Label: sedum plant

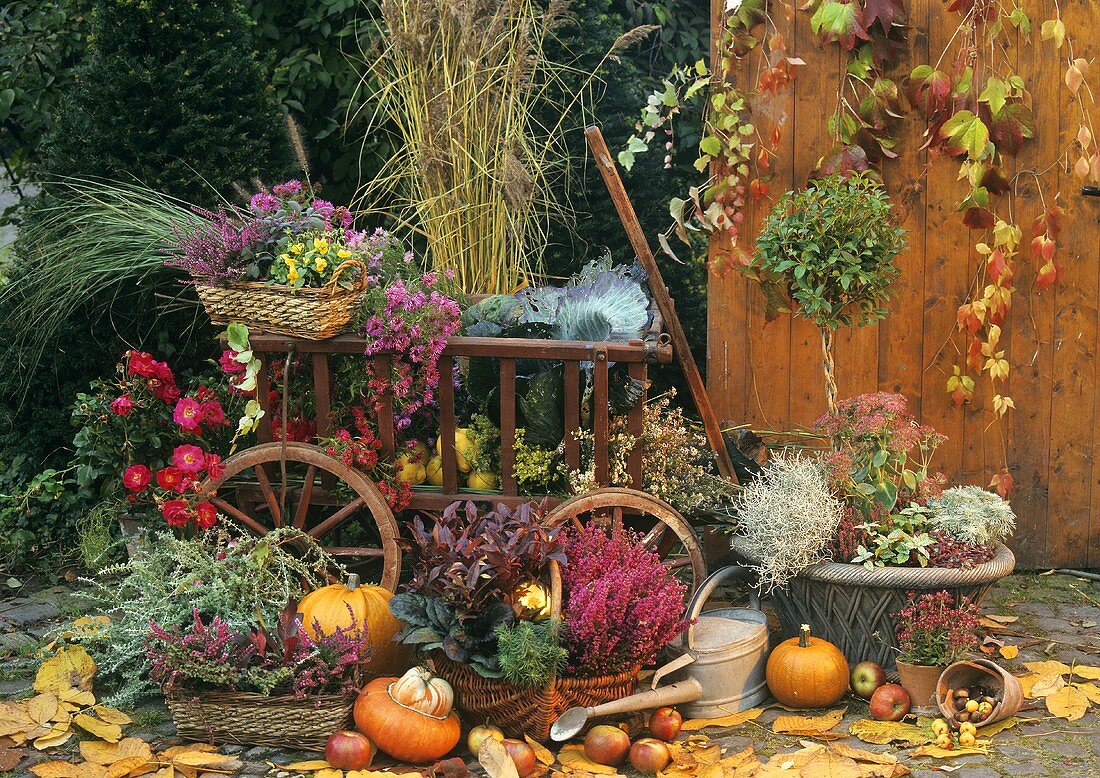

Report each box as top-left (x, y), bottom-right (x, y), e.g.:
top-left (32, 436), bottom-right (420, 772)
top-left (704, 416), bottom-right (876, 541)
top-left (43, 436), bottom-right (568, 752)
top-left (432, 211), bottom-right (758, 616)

top-left (728, 453), bottom-right (843, 592)
top-left (928, 486), bottom-right (1016, 546)
top-left (755, 173), bottom-right (907, 411)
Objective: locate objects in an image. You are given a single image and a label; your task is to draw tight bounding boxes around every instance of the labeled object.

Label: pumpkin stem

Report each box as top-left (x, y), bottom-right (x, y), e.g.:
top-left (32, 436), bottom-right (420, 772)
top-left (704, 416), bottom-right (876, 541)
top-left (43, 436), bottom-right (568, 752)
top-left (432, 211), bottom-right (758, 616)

top-left (347, 573), bottom-right (361, 591)
top-left (798, 624), bottom-right (811, 648)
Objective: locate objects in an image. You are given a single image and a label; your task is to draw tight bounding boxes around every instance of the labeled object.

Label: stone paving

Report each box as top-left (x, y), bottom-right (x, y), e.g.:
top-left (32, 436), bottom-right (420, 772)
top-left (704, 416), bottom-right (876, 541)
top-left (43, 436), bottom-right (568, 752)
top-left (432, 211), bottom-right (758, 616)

top-left (2, 572), bottom-right (1097, 777)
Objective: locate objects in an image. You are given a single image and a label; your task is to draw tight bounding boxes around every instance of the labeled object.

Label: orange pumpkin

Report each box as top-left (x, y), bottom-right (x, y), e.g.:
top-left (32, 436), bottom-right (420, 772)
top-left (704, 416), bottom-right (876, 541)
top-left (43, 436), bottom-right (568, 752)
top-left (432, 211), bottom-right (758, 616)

top-left (765, 623), bottom-right (849, 708)
top-left (354, 673), bottom-right (462, 763)
top-left (298, 573), bottom-right (411, 676)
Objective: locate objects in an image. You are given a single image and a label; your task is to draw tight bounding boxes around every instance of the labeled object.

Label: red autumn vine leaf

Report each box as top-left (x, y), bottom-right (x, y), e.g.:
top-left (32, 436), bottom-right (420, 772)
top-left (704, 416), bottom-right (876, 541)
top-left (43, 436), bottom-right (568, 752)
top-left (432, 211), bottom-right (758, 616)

top-left (864, 0), bottom-right (907, 30)
top-left (987, 102), bottom-right (1035, 155)
top-left (967, 336), bottom-right (985, 372)
top-left (810, 1), bottom-right (871, 51)
top-left (957, 302), bottom-right (983, 334)
top-left (962, 206), bottom-right (995, 229)
top-left (987, 249), bottom-right (1008, 283)
top-left (980, 166), bottom-right (1011, 195)
top-left (868, 26), bottom-right (909, 69)
top-left (907, 65), bottom-right (952, 116)
top-left (813, 143), bottom-right (871, 177)
top-left (749, 178), bottom-right (770, 200)
top-left (989, 468), bottom-right (1014, 498)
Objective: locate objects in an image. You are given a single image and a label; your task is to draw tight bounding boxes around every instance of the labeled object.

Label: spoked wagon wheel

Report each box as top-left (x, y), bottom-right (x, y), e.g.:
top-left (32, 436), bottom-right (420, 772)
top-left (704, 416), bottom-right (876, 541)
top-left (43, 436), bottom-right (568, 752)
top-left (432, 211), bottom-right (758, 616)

top-left (546, 487), bottom-right (706, 597)
top-left (198, 442), bottom-right (402, 591)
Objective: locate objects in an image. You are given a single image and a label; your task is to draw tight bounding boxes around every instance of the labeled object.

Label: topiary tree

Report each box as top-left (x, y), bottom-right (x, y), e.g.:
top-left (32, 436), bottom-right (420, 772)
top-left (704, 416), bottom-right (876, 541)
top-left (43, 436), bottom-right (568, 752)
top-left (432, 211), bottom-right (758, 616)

top-left (755, 173), bottom-right (907, 412)
top-left (37, 0), bottom-right (291, 205)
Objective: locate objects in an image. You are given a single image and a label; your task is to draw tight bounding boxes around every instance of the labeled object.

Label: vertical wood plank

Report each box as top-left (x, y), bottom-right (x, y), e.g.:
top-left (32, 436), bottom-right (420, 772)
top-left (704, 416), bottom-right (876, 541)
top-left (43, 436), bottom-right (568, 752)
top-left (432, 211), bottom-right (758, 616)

top-left (593, 348), bottom-right (610, 486)
top-left (312, 353), bottom-right (332, 441)
top-left (627, 362), bottom-right (646, 488)
top-left (255, 354), bottom-right (273, 445)
top-left (564, 360), bottom-right (581, 471)
top-left (1047, 0), bottom-right (1099, 568)
top-left (438, 356), bottom-right (459, 494)
top-left (499, 358), bottom-right (518, 495)
top-left (374, 354), bottom-right (395, 460)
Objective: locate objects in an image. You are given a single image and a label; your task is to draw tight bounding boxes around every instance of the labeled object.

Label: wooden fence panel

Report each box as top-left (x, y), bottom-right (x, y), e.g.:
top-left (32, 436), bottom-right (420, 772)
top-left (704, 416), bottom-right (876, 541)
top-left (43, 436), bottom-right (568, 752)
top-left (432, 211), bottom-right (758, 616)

top-left (706, 0), bottom-right (1100, 568)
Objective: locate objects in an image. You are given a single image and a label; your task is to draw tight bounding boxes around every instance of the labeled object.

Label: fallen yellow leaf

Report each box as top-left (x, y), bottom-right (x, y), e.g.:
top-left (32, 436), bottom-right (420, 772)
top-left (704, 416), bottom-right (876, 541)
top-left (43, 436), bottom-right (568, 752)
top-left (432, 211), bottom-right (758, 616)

top-left (773, 709), bottom-right (846, 738)
top-left (681, 708), bottom-right (764, 731)
top-left (32, 725), bottom-right (74, 751)
top-left (91, 707), bottom-right (132, 727)
top-left (0, 701), bottom-right (35, 737)
top-left (106, 756), bottom-right (153, 778)
top-left (315, 770), bottom-right (344, 778)
top-left (27, 693), bottom-right (59, 726)
top-left (282, 760), bottom-right (335, 771)
top-left (170, 752), bottom-right (238, 768)
top-left (998, 645), bottom-right (1019, 660)
top-left (829, 743), bottom-right (897, 765)
top-left (983, 614), bottom-right (1018, 625)
top-left (558, 745), bottom-right (621, 776)
top-left (975, 716), bottom-right (1021, 737)
top-left (1071, 664), bottom-right (1100, 681)
top-left (159, 745), bottom-right (217, 759)
top-left (1072, 682), bottom-right (1100, 705)
top-left (798, 752), bottom-right (862, 778)
top-left (1044, 685), bottom-right (1090, 721)
top-left (525, 735), bottom-right (555, 766)
top-left (81, 738), bottom-right (154, 766)
top-left (58, 689), bottom-right (96, 707)
top-left (73, 713), bottom-right (122, 743)
top-left (35, 646), bottom-right (97, 695)
top-left (848, 720), bottom-right (933, 746)
top-left (1022, 660), bottom-right (1071, 677)
top-left (910, 743), bottom-right (989, 759)
top-left (30, 761), bottom-right (108, 778)
top-left (1029, 673), bottom-right (1066, 698)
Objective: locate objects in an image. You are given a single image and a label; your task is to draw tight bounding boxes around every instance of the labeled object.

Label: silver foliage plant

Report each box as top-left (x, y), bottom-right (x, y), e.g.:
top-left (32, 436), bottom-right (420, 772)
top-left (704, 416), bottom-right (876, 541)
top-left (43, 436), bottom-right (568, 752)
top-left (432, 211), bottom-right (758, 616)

top-left (928, 485), bottom-right (1016, 546)
top-left (731, 453), bottom-right (844, 593)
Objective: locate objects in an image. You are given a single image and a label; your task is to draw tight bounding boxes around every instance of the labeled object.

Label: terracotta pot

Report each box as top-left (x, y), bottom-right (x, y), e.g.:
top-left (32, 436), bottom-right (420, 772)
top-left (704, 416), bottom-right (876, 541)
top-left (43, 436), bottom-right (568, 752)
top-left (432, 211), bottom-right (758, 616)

top-left (936, 658), bottom-right (1023, 728)
top-left (896, 660), bottom-right (943, 714)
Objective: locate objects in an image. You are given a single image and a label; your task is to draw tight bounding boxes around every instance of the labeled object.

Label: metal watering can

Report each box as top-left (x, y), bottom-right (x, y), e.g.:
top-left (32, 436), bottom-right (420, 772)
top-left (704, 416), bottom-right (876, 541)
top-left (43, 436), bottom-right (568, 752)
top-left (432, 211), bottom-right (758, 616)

top-left (550, 566), bottom-right (769, 740)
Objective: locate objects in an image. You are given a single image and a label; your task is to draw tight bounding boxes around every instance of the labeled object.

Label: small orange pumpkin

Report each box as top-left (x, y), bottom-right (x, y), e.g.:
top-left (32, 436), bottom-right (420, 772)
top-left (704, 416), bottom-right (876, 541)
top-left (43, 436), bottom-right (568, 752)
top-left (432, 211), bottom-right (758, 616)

top-left (765, 624), bottom-right (849, 708)
top-left (297, 573), bottom-right (411, 676)
top-left (354, 672), bottom-right (462, 763)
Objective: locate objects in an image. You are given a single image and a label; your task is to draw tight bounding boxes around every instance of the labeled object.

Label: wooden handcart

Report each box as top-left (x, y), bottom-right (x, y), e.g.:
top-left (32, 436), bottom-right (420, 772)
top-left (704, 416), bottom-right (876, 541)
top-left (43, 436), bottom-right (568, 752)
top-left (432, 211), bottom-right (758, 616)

top-left (198, 128), bottom-right (732, 596)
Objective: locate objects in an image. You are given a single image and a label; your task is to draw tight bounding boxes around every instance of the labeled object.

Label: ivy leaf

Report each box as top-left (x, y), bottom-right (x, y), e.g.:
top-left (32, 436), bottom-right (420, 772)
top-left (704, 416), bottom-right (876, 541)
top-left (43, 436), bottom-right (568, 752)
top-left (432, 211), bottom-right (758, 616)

top-left (1009, 7), bottom-right (1031, 36)
top-left (617, 136), bottom-right (648, 172)
top-left (979, 77), bottom-right (1008, 116)
top-left (962, 206), bottom-right (995, 230)
top-left (939, 111), bottom-right (990, 160)
top-left (810, 1), bottom-right (871, 51)
top-left (1040, 18), bottom-right (1065, 48)
top-left (907, 66), bottom-right (952, 116)
top-left (863, 0), bottom-right (906, 30)
top-left (988, 102), bottom-right (1035, 155)
top-left (813, 144), bottom-right (870, 176)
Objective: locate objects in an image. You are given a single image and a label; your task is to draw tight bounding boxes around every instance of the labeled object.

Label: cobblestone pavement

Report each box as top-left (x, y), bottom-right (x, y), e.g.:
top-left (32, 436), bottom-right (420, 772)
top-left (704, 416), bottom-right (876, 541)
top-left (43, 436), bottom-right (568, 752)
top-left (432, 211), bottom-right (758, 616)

top-left (2, 572), bottom-right (1097, 777)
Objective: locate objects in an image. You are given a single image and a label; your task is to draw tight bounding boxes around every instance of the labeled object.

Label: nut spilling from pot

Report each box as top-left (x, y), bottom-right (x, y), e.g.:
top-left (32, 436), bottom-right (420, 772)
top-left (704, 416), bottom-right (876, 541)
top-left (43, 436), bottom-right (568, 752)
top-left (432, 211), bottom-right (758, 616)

top-left (943, 683), bottom-right (999, 724)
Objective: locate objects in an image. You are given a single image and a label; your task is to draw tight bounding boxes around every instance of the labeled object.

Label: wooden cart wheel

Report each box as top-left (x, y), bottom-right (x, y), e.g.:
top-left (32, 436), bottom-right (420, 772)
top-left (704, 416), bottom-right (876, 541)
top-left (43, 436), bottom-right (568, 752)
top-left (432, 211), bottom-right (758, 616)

top-left (546, 487), bottom-right (706, 597)
top-left (197, 442), bottom-right (402, 591)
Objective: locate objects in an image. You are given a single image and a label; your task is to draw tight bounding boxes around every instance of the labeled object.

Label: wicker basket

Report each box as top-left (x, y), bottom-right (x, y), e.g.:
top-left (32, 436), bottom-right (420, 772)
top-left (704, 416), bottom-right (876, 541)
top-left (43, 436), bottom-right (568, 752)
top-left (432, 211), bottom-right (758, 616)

top-left (432, 653), bottom-right (638, 742)
top-left (166, 689), bottom-right (356, 751)
top-left (729, 537), bottom-right (1015, 672)
top-left (193, 259), bottom-right (367, 340)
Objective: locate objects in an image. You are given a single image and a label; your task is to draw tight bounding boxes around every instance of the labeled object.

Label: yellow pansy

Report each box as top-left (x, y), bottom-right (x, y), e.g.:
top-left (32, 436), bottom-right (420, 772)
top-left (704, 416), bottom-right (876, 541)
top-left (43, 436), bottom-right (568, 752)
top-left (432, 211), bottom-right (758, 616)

top-left (287, 265), bottom-right (300, 283)
top-left (314, 257), bottom-right (328, 274)
top-left (313, 238), bottom-right (330, 255)
top-left (290, 243), bottom-right (304, 254)
top-left (279, 253), bottom-right (291, 263)
top-left (337, 248), bottom-right (352, 259)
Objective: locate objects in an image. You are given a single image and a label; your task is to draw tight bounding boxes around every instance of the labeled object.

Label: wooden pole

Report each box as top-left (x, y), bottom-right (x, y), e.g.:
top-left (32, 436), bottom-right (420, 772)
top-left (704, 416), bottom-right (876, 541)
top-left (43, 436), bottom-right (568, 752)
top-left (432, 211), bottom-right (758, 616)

top-left (585, 125), bottom-right (738, 484)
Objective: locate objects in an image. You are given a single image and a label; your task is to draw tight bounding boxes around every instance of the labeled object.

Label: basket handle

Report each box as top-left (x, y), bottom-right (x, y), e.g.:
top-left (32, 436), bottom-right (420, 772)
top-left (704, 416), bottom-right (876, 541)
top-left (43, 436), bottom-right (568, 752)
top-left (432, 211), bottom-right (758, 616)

top-left (325, 259), bottom-right (368, 293)
top-left (683, 565), bottom-right (760, 651)
top-left (549, 559), bottom-right (563, 619)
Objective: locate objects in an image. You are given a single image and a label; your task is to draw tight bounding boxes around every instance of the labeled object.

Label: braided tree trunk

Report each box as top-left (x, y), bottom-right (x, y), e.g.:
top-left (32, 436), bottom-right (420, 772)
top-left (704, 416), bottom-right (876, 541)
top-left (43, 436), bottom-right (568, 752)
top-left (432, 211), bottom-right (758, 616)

top-left (820, 327), bottom-right (838, 414)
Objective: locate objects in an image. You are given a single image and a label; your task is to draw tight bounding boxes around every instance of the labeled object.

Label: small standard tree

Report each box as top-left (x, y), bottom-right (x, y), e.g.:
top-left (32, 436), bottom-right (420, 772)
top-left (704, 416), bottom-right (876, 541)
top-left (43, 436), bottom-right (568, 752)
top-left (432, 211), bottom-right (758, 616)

top-left (755, 173), bottom-right (907, 412)
top-left (39, 0), bottom-right (291, 204)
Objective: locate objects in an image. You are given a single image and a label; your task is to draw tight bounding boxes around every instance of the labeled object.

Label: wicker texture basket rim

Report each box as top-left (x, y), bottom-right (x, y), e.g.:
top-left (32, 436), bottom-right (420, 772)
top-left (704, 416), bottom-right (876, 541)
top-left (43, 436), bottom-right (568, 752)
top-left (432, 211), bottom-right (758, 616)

top-left (193, 258), bottom-right (368, 296)
top-left (729, 537), bottom-right (1015, 588)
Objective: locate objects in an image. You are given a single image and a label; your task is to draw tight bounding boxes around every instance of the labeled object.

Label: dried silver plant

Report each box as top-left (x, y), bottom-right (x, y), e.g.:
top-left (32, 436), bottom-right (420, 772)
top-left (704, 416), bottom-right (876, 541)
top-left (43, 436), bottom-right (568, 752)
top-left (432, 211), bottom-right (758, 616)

top-left (928, 485), bottom-right (1016, 546)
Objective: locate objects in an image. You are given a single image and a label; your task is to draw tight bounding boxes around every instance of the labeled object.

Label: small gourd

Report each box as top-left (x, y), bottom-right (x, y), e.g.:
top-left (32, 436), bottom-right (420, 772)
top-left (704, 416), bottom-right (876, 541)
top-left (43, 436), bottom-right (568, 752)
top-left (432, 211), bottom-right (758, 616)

top-left (354, 668), bottom-right (461, 763)
top-left (765, 624), bottom-right (849, 708)
top-left (389, 666), bottom-right (455, 717)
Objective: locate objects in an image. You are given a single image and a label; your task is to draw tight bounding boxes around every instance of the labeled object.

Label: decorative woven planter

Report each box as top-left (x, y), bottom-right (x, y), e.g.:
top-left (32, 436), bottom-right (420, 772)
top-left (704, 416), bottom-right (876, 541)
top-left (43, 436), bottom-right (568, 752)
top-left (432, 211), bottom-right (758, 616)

top-left (193, 259), bottom-right (367, 340)
top-left (166, 689), bottom-right (356, 751)
top-left (432, 653), bottom-right (638, 742)
top-left (729, 537), bottom-right (1015, 672)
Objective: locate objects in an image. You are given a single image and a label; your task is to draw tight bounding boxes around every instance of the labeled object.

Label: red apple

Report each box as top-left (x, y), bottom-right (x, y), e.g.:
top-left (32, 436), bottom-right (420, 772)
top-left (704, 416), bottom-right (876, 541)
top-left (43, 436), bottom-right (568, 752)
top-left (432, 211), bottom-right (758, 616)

top-left (325, 730), bottom-right (376, 770)
top-left (468, 724), bottom-right (505, 756)
top-left (629, 738), bottom-right (672, 773)
top-left (869, 683), bottom-right (911, 721)
top-left (583, 724), bottom-right (631, 766)
top-left (647, 706), bottom-right (683, 741)
top-left (850, 660), bottom-right (887, 699)
top-left (501, 738), bottom-right (537, 777)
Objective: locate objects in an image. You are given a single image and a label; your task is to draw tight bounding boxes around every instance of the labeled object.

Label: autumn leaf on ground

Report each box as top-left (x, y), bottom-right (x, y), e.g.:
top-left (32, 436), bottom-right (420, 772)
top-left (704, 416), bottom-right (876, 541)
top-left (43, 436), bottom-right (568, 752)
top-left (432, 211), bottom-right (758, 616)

top-left (30, 762), bottom-right (109, 778)
top-left (73, 713), bottom-right (122, 743)
top-left (982, 614), bottom-right (1018, 625)
top-left (480, 738), bottom-right (520, 778)
top-left (796, 752), bottom-right (861, 778)
top-left (1070, 664), bottom-right (1100, 681)
top-left (1044, 685), bottom-right (1090, 721)
top-left (1029, 673), bottom-right (1066, 698)
top-left (849, 720), bottom-right (933, 746)
top-left (829, 743), bottom-right (897, 765)
top-left (910, 743), bottom-right (989, 759)
top-left (681, 709), bottom-right (763, 731)
top-left (81, 737), bottom-right (154, 766)
top-left (315, 770), bottom-right (343, 778)
top-left (772, 709), bottom-right (846, 738)
top-left (557, 745), bottom-right (621, 776)
top-left (35, 646), bottom-right (97, 694)
top-left (278, 760), bottom-right (335, 771)
top-left (1073, 682), bottom-right (1100, 705)
top-left (998, 644), bottom-right (1019, 660)
top-left (524, 735), bottom-right (555, 766)
top-left (32, 724), bottom-right (74, 750)
top-left (975, 717), bottom-right (1022, 738)
top-left (0, 746), bottom-right (23, 772)
top-left (1022, 660), bottom-right (1072, 677)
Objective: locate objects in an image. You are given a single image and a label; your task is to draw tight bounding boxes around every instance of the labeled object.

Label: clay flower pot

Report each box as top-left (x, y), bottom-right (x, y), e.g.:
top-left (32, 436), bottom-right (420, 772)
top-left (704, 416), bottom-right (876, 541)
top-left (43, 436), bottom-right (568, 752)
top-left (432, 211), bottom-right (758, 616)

top-left (936, 658), bottom-right (1023, 728)
top-left (896, 660), bottom-right (943, 714)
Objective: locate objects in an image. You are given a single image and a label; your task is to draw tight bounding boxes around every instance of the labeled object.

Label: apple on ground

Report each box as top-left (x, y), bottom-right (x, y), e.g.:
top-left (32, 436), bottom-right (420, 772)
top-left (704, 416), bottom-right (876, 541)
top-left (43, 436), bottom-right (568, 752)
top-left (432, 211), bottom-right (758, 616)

top-left (869, 683), bottom-right (911, 721)
top-left (647, 706), bottom-right (683, 741)
top-left (850, 660), bottom-right (887, 699)
top-left (501, 738), bottom-right (537, 777)
top-left (584, 724), bottom-right (631, 767)
top-left (467, 724), bottom-right (505, 756)
top-left (629, 738), bottom-right (672, 774)
top-left (325, 731), bottom-right (376, 770)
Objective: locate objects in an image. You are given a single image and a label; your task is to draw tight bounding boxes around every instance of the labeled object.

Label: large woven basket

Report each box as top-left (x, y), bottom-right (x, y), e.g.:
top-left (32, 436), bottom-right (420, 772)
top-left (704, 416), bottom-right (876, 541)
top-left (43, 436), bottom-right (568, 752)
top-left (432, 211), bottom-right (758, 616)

top-left (194, 259), bottom-right (367, 340)
top-left (166, 689), bottom-right (356, 751)
top-left (729, 537), bottom-right (1015, 672)
top-left (432, 653), bottom-right (638, 742)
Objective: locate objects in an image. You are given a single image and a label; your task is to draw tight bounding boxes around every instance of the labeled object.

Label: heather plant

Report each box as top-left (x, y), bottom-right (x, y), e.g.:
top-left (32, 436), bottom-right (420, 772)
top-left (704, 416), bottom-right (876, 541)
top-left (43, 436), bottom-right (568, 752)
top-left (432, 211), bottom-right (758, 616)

top-left (725, 453), bottom-right (844, 593)
top-left (928, 486), bottom-right (1016, 546)
top-left (562, 523), bottom-right (689, 676)
top-left (895, 590), bottom-right (981, 667)
top-left (70, 525), bottom-right (336, 705)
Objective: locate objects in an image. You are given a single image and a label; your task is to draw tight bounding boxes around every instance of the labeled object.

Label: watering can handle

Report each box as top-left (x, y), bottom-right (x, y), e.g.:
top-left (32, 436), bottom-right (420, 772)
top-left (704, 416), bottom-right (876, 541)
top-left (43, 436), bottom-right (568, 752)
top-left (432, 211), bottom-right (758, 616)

top-left (684, 565), bottom-right (760, 651)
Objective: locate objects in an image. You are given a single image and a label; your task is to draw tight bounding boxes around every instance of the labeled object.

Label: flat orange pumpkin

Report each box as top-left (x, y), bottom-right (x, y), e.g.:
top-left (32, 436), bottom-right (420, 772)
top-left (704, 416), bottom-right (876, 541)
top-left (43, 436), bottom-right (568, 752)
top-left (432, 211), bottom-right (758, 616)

top-left (765, 623), bottom-right (849, 708)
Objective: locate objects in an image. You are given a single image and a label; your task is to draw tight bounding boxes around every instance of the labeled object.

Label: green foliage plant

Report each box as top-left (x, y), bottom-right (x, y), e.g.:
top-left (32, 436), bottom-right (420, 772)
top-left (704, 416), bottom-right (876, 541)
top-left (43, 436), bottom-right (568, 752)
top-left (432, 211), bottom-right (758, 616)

top-left (927, 486), bottom-right (1016, 546)
top-left (495, 618), bottom-right (568, 688)
top-left (70, 525), bottom-right (336, 706)
top-left (755, 172), bottom-right (906, 412)
top-left (851, 506), bottom-right (936, 570)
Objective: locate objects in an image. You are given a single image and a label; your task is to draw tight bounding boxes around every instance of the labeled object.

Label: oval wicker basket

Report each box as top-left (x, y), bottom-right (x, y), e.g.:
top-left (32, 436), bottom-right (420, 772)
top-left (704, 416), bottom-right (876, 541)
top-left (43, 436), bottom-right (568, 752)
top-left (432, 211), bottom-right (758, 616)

top-left (166, 689), bottom-right (356, 752)
top-left (729, 537), bottom-right (1016, 672)
top-left (429, 561), bottom-right (638, 742)
top-left (193, 259), bottom-right (367, 340)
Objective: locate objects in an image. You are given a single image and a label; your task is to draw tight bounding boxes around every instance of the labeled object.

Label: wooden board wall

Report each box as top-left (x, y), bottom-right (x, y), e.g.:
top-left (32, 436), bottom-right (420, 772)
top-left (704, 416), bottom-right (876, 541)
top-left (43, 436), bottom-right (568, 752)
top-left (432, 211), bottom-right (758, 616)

top-left (706, 0), bottom-right (1100, 569)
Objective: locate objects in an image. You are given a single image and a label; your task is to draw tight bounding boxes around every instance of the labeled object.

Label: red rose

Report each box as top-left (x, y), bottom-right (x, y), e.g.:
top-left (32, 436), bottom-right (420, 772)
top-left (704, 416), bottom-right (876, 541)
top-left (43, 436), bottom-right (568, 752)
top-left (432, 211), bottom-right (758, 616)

top-left (204, 453), bottom-right (225, 481)
top-left (220, 350), bottom-right (246, 375)
top-left (194, 502), bottom-right (217, 530)
top-left (195, 385), bottom-right (216, 402)
top-left (153, 381), bottom-right (181, 404)
top-left (110, 394), bottom-right (134, 416)
top-left (156, 466), bottom-right (185, 493)
top-left (200, 400), bottom-right (226, 427)
top-left (172, 444), bottom-right (206, 475)
top-left (123, 464), bottom-right (152, 492)
top-left (127, 351), bottom-right (157, 378)
top-left (161, 499), bottom-right (192, 527)
top-left (173, 397), bottom-right (203, 433)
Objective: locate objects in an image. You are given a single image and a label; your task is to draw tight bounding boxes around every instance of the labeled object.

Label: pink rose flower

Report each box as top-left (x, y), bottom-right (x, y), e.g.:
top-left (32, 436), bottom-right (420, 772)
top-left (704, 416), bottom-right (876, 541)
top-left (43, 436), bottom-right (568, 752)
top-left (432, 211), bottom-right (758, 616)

top-left (161, 499), bottom-right (192, 527)
top-left (156, 466), bottom-right (185, 493)
top-left (194, 502), bottom-right (217, 530)
top-left (110, 394), bottom-right (134, 416)
top-left (200, 400), bottom-right (226, 427)
top-left (127, 351), bottom-right (157, 378)
top-left (172, 444), bottom-right (206, 474)
top-left (219, 350), bottom-right (246, 375)
top-left (123, 464), bottom-right (152, 492)
top-left (173, 397), bottom-right (203, 433)
top-left (204, 453), bottom-right (225, 481)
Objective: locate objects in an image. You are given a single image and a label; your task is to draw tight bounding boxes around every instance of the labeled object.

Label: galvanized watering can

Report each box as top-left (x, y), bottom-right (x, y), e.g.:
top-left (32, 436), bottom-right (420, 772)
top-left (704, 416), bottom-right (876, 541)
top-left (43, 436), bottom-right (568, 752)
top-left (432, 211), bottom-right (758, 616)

top-left (550, 566), bottom-right (768, 740)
